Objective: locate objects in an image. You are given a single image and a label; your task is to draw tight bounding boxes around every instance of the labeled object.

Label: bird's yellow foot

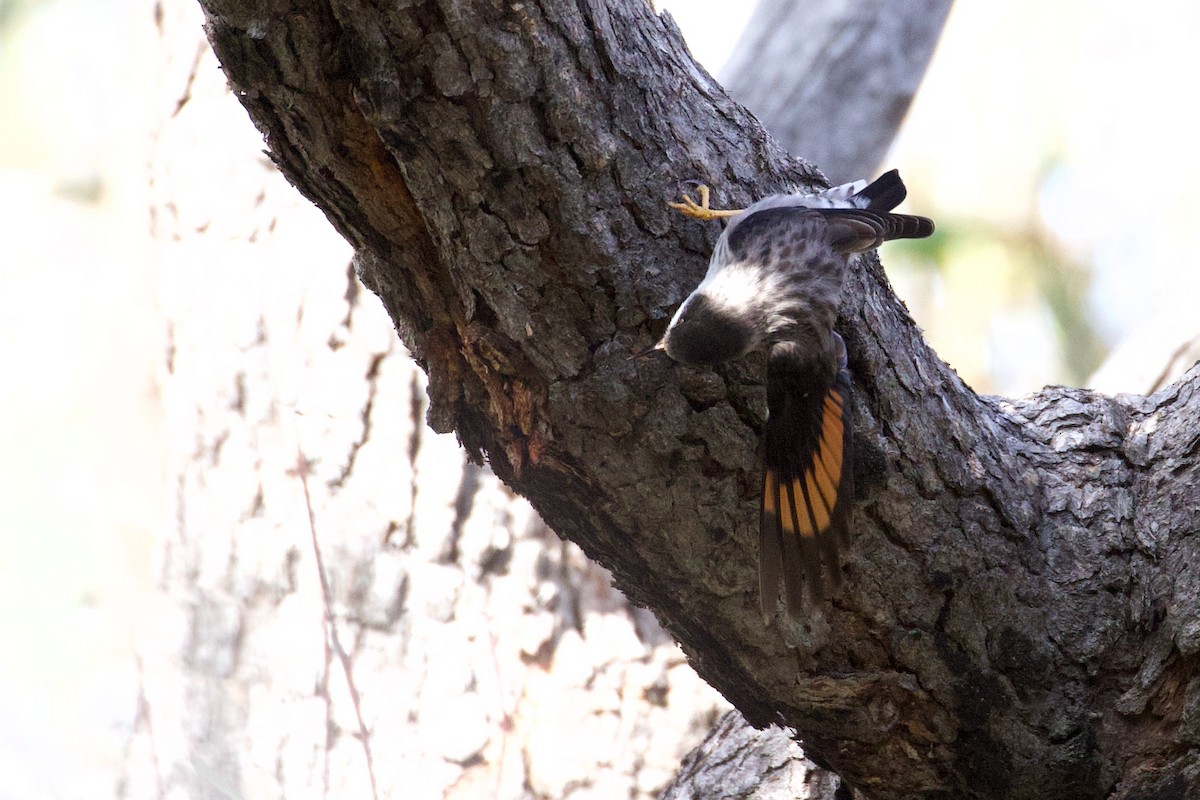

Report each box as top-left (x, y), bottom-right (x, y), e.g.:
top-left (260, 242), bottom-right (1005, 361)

top-left (668, 183), bottom-right (744, 221)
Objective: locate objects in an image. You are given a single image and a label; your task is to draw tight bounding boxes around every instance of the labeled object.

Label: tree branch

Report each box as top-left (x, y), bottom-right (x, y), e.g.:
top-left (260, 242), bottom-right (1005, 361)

top-left (660, 710), bottom-right (834, 799)
top-left (198, 1), bottom-right (1200, 796)
top-left (720, 0), bottom-right (953, 183)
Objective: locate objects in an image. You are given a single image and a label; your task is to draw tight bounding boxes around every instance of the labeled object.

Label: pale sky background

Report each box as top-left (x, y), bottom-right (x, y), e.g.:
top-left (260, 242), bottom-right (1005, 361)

top-left (2, 1), bottom-right (1198, 796)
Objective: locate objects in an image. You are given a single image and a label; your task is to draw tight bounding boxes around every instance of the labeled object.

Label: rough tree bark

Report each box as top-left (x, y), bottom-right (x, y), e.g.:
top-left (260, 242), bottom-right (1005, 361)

top-left (123, 3), bottom-right (729, 798)
top-left (191, 1), bottom-right (1200, 798)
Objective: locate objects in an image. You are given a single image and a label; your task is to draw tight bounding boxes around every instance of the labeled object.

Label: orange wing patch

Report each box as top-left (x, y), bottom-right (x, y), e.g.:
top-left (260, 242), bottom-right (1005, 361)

top-left (765, 389), bottom-right (847, 541)
top-left (817, 391), bottom-right (845, 480)
top-left (762, 470), bottom-right (778, 515)
top-left (760, 379), bottom-right (852, 614)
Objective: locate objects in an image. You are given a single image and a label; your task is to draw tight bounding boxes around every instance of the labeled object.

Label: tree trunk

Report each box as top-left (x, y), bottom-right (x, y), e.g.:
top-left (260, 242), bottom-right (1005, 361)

top-left (660, 710), bottom-right (838, 800)
top-left (122, 3), bottom-right (728, 798)
top-left (188, 1), bottom-right (1200, 798)
top-left (720, 0), bottom-right (954, 183)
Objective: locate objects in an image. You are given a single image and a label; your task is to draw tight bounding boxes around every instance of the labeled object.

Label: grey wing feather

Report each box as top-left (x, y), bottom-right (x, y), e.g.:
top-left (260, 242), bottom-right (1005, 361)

top-left (816, 207), bottom-right (934, 252)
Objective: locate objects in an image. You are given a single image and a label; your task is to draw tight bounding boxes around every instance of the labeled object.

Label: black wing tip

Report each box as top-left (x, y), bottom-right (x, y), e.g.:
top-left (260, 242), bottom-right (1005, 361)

top-left (769, 523), bottom-right (842, 618)
top-left (760, 506), bottom-right (851, 619)
top-left (855, 169), bottom-right (907, 212)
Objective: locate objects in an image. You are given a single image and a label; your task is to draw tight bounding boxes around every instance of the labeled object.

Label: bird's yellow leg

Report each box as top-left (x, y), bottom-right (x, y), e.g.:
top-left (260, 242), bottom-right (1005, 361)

top-left (668, 184), bottom-right (744, 221)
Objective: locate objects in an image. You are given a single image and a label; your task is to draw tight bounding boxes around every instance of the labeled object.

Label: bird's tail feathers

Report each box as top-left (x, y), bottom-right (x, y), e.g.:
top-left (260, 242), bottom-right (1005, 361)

top-left (819, 207), bottom-right (935, 253)
top-left (852, 168), bottom-right (907, 211)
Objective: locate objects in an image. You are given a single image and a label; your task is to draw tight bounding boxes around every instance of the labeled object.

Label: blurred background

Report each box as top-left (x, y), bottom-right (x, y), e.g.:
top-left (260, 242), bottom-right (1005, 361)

top-left (2, 0), bottom-right (1198, 796)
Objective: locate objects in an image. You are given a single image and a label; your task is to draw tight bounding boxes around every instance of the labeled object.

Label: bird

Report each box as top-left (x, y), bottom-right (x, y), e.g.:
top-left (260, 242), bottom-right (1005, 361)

top-left (642, 170), bottom-right (934, 618)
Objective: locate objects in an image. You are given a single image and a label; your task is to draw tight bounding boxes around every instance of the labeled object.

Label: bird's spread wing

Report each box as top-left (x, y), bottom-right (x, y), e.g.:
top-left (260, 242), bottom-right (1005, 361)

top-left (760, 335), bottom-right (854, 617)
top-left (658, 169), bottom-right (931, 616)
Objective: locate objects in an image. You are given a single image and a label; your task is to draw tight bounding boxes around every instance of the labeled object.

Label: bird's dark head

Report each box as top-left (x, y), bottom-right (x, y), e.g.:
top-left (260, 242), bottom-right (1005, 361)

top-left (660, 293), bottom-right (759, 366)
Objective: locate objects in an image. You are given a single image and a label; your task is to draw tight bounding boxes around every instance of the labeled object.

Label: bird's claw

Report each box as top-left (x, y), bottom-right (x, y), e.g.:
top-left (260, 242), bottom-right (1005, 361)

top-left (668, 183), bottom-right (743, 221)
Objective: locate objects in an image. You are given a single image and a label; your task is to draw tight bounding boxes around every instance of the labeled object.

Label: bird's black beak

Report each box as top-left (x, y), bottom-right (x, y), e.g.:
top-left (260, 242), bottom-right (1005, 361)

top-left (628, 340), bottom-right (666, 360)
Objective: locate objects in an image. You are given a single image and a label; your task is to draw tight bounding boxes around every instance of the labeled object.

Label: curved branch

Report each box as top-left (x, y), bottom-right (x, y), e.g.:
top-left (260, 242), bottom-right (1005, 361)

top-left (198, 1), bottom-right (1200, 797)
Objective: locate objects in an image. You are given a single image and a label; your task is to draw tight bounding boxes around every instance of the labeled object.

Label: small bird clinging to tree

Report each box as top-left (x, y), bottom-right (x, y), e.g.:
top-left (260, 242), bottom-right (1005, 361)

top-left (640, 170), bottom-right (934, 619)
